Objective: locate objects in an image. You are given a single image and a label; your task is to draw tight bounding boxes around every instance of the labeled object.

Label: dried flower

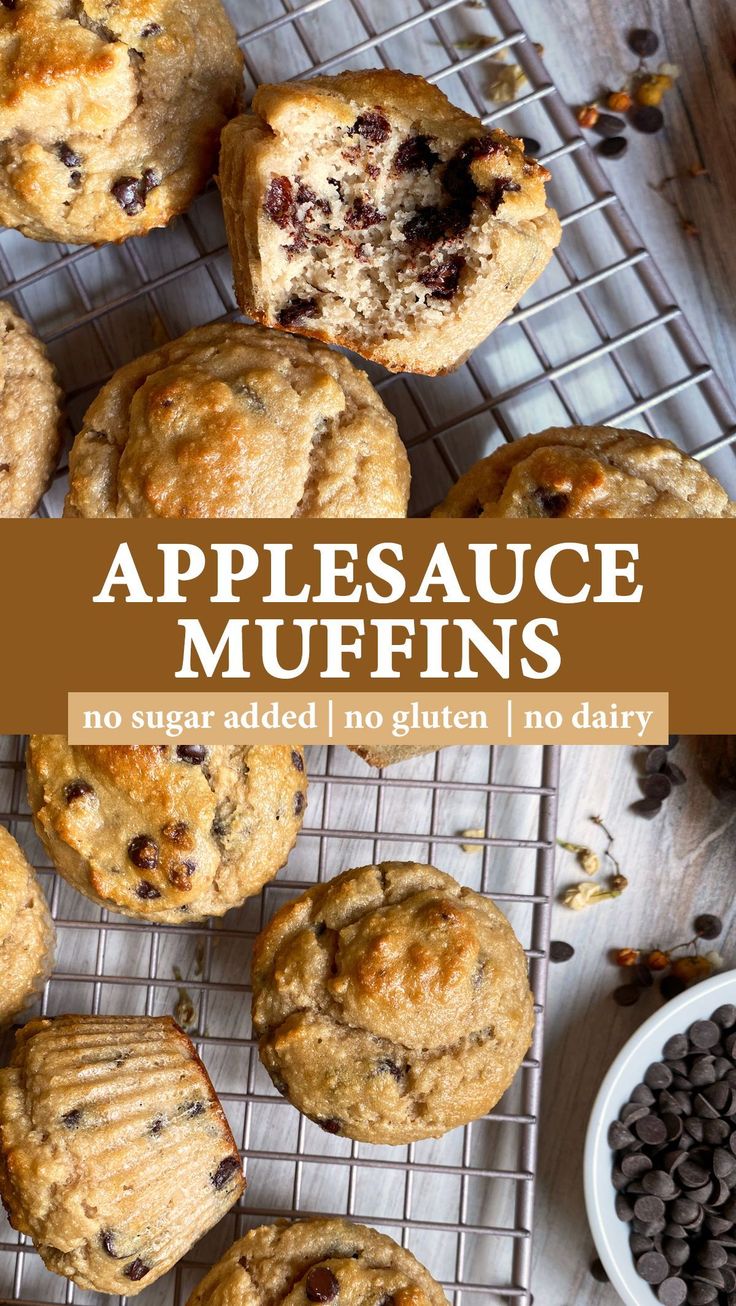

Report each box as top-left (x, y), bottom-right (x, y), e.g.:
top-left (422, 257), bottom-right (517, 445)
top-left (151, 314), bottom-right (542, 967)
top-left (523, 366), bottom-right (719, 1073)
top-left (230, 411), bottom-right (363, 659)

top-left (487, 61), bottom-right (526, 103)
top-left (611, 873), bottom-right (629, 892)
top-left (563, 882), bottom-right (621, 911)
top-left (174, 986), bottom-right (196, 1031)
top-left (576, 104), bottom-right (599, 128)
top-left (658, 62), bottom-right (680, 81)
top-left (558, 839), bottom-right (587, 853)
top-left (705, 950), bottom-right (725, 972)
top-left (460, 827), bottom-right (485, 853)
top-left (607, 89), bottom-right (633, 111)
top-left (578, 848), bottom-right (600, 875)
top-left (615, 948), bottom-right (640, 967)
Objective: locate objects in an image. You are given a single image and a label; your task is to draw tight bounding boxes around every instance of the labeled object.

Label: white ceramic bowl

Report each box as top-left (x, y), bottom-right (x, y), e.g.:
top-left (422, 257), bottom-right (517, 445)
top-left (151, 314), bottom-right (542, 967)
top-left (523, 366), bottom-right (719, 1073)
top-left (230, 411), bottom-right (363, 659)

top-left (585, 968), bottom-right (736, 1305)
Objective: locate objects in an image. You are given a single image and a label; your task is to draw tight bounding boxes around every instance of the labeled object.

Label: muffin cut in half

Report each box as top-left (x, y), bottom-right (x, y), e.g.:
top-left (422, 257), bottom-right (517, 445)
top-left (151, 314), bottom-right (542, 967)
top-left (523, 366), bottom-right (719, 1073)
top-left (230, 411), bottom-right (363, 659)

top-left (0, 1014), bottom-right (244, 1295)
top-left (433, 426), bottom-right (736, 518)
top-left (252, 861), bottom-right (534, 1144)
top-left (186, 1217), bottom-right (449, 1306)
top-left (218, 69), bottom-right (561, 374)
top-left (63, 323), bottom-right (409, 518)
top-left (27, 738), bottom-right (307, 923)
top-left (0, 824), bottom-right (55, 1026)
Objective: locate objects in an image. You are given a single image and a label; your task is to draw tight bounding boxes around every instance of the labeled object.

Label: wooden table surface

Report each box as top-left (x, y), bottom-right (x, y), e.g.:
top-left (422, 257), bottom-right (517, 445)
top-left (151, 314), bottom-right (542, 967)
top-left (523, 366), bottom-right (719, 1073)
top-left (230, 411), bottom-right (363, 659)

top-left (514, 5), bottom-right (736, 1299)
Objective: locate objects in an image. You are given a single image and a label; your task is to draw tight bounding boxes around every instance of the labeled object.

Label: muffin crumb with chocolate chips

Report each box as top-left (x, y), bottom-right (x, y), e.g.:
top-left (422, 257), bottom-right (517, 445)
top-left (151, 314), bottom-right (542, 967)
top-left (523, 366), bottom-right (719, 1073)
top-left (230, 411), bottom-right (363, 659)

top-left (251, 861), bottom-right (533, 1144)
top-left (218, 68), bottom-right (560, 374)
top-left (26, 738), bottom-right (308, 923)
top-left (0, 1015), bottom-right (243, 1295)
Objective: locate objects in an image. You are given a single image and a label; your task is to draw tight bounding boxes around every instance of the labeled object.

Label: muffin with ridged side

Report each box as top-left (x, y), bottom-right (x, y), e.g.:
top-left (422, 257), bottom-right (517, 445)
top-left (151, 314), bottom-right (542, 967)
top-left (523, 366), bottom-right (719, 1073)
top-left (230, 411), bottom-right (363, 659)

top-left (0, 1014), bottom-right (244, 1295)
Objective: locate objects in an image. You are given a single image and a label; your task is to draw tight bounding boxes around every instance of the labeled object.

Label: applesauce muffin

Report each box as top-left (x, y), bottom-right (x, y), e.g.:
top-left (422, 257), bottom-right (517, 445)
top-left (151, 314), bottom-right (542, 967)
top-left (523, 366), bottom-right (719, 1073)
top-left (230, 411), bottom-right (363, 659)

top-left (0, 302), bottom-right (62, 517)
top-left (0, 0), bottom-right (243, 245)
top-left (186, 1218), bottom-right (448, 1306)
top-left (27, 738), bottom-right (307, 923)
top-left (218, 69), bottom-right (561, 374)
top-left (433, 426), bottom-right (736, 518)
top-left (0, 1014), bottom-right (244, 1294)
top-left (63, 323), bottom-right (409, 517)
top-left (0, 824), bottom-right (54, 1026)
top-left (251, 861), bottom-right (534, 1144)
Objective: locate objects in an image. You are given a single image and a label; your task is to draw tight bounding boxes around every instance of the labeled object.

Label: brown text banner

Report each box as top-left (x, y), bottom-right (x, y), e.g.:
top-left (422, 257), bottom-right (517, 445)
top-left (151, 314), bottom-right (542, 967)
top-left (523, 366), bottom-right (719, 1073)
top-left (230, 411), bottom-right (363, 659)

top-left (0, 519), bottom-right (731, 734)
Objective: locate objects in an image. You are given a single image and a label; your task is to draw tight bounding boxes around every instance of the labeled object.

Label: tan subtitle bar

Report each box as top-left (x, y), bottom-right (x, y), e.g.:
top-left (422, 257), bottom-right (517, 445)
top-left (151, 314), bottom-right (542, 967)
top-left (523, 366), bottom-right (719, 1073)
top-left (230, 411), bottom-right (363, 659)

top-left (68, 692), bottom-right (668, 746)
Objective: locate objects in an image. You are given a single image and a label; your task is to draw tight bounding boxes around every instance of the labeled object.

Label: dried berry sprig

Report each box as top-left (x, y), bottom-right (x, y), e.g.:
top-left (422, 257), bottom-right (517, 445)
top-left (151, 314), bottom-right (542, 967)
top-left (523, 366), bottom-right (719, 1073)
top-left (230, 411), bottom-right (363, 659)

top-left (610, 915), bottom-right (726, 1006)
top-left (559, 816), bottom-right (629, 910)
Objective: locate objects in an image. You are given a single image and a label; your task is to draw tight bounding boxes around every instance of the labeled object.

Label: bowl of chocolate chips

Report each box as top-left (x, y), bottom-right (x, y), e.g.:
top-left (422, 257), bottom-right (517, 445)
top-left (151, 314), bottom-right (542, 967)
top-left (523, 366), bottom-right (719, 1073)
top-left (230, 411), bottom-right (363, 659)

top-left (586, 970), bottom-right (736, 1306)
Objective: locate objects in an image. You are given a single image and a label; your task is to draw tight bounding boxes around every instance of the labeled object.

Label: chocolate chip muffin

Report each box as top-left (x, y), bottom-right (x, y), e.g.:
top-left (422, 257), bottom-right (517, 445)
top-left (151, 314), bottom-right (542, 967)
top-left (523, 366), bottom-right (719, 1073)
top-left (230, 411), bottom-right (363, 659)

top-left (218, 69), bottom-right (561, 375)
top-left (433, 426), bottom-right (736, 518)
top-left (0, 0), bottom-right (243, 245)
top-left (26, 738), bottom-right (307, 923)
top-left (186, 1218), bottom-right (448, 1306)
top-left (63, 323), bottom-right (409, 517)
top-left (0, 302), bottom-right (62, 516)
top-left (0, 824), bottom-right (54, 1026)
top-left (0, 1014), bottom-right (244, 1294)
top-left (252, 861), bottom-right (534, 1144)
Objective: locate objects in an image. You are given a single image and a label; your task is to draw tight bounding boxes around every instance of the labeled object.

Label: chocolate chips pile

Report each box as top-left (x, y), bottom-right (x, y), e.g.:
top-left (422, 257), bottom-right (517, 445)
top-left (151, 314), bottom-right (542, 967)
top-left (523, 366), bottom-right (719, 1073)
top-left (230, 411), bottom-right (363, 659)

top-left (610, 1005), bottom-right (736, 1304)
top-left (632, 736), bottom-right (686, 819)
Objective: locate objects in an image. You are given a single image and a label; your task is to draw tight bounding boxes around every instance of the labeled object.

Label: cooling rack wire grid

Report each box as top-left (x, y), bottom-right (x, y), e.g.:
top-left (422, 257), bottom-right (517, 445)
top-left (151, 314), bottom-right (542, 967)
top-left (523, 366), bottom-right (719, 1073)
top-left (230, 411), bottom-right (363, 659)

top-left (1, 0), bottom-right (734, 1302)
top-left (0, 741), bottom-right (559, 1306)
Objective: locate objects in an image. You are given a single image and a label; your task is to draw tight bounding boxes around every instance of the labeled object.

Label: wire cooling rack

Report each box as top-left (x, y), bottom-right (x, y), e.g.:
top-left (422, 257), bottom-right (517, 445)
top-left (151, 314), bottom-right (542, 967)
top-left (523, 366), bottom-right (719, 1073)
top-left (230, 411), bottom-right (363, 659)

top-left (0, 740), bottom-right (559, 1306)
top-left (1, 0), bottom-right (734, 518)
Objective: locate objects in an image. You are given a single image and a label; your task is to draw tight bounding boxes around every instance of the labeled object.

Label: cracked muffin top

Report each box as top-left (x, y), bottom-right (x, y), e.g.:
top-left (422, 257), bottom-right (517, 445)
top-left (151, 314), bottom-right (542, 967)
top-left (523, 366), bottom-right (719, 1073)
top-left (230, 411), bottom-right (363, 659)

top-left (186, 1217), bottom-right (449, 1306)
top-left (219, 69), bottom-right (560, 375)
top-left (251, 861), bottom-right (534, 1144)
top-left (0, 301), bottom-right (63, 517)
top-left (433, 425), bottom-right (736, 518)
top-left (0, 1014), bottom-right (244, 1294)
top-left (0, 824), bottom-right (55, 1026)
top-left (0, 0), bottom-right (243, 245)
top-left (26, 738), bottom-right (307, 923)
top-left (63, 322), bottom-right (409, 518)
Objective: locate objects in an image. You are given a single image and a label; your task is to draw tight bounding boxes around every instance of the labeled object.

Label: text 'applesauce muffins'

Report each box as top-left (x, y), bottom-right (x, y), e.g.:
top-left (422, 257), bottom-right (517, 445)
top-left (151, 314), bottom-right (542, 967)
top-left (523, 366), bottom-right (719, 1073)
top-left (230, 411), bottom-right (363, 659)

top-left (0, 824), bottom-right (55, 1026)
top-left (64, 322), bottom-right (409, 518)
top-left (252, 861), bottom-right (534, 1145)
top-left (27, 738), bottom-right (307, 924)
top-left (0, 301), bottom-right (63, 517)
top-left (0, 0), bottom-right (243, 245)
top-left (0, 1014), bottom-right (244, 1294)
top-left (433, 425), bottom-right (736, 518)
top-left (218, 69), bottom-right (561, 374)
top-left (186, 1217), bottom-right (449, 1306)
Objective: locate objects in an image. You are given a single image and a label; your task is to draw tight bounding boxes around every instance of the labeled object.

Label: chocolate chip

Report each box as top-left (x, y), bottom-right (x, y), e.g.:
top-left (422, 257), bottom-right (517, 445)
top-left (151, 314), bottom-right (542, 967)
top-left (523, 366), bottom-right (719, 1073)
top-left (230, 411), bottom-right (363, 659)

top-left (135, 880), bottom-right (161, 900)
top-left (350, 110), bottom-right (391, 144)
top-left (316, 1117), bottom-right (342, 1134)
top-left (264, 176), bottom-right (294, 227)
top-left (636, 1116), bottom-right (668, 1146)
top-left (394, 134), bottom-right (439, 173)
top-left (714, 1006), bottom-right (736, 1030)
top-left (124, 1259), bottom-right (151, 1282)
top-left (629, 27), bottom-right (660, 56)
top-left (635, 1195), bottom-right (666, 1223)
top-left (590, 1257), bottom-right (609, 1282)
top-left (632, 105), bottom-right (665, 134)
top-left (345, 198), bottom-right (385, 229)
top-left (533, 488), bottom-right (569, 517)
top-left (148, 1118), bottom-right (164, 1136)
top-left (597, 136), bottom-right (628, 159)
top-left (169, 861), bottom-right (196, 890)
top-left (62, 1108), bottom-right (82, 1128)
top-left (593, 112), bottom-right (627, 138)
top-left (691, 1021), bottom-right (721, 1050)
top-left (695, 915), bottom-right (723, 941)
top-left (294, 791), bottom-right (306, 816)
top-left (181, 1099), bottom-right (205, 1118)
top-left (657, 1280), bottom-right (686, 1306)
top-left (661, 975), bottom-right (687, 1001)
top-left (161, 821), bottom-right (190, 844)
top-left (65, 779), bottom-right (93, 803)
top-left (57, 142), bottom-right (81, 168)
top-left (522, 136), bottom-right (541, 155)
top-left (549, 940), bottom-right (575, 963)
top-left (128, 835), bottom-right (159, 869)
top-left (101, 1230), bottom-right (117, 1256)
top-left (643, 772), bottom-right (672, 801)
top-left (664, 1035), bottom-right (689, 1060)
top-left (609, 1120), bottom-right (636, 1150)
top-left (141, 21), bottom-right (162, 36)
top-left (176, 744), bottom-right (207, 765)
top-left (376, 1058), bottom-right (404, 1081)
top-left (646, 746), bottom-right (669, 773)
top-left (631, 796), bottom-right (663, 819)
top-left (403, 203), bottom-right (470, 246)
top-left (211, 1155), bottom-right (240, 1190)
top-left (305, 1267), bottom-right (339, 1302)
top-left (419, 254), bottom-right (466, 299)
top-left (292, 750), bottom-right (304, 772)
top-left (111, 176), bottom-right (146, 216)
top-left (637, 1250), bottom-right (669, 1283)
top-left (646, 1063), bottom-right (674, 1090)
top-left (0, 1), bottom-right (16, 10)
top-left (141, 168), bottom-right (159, 194)
top-left (614, 984), bottom-right (642, 1007)
top-left (278, 297), bottom-right (318, 327)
